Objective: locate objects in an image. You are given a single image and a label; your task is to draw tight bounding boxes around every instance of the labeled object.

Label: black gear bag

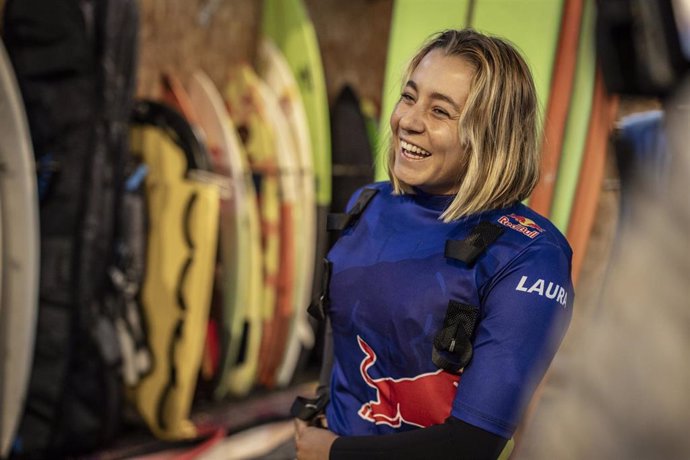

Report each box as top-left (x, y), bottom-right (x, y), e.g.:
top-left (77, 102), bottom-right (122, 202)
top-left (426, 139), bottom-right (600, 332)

top-left (2, 0), bottom-right (140, 457)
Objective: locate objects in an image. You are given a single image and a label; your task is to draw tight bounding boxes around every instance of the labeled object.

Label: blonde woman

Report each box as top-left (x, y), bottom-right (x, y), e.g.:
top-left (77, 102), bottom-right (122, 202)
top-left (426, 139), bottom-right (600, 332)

top-left (295, 29), bottom-right (573, 460)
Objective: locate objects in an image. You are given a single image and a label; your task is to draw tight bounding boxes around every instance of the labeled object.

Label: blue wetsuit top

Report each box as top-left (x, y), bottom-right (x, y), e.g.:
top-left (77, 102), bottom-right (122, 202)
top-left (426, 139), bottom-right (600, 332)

top-left (325, 182), bottom-right (573, 439)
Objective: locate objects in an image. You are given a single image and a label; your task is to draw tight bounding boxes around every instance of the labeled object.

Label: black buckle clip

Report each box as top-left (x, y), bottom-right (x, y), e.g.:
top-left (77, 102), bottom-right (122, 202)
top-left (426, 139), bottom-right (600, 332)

top-left (290, 393), bottom-right (329, 425)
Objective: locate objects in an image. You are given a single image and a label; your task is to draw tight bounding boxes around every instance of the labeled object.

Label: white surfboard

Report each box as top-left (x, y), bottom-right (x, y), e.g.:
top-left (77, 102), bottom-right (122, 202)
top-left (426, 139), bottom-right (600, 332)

top-left (0, 41), bottom-right (40, 457)
top-left (197, 420), bottom-right (294, 460)
top-left (188, 71), bottom-right (264, 399)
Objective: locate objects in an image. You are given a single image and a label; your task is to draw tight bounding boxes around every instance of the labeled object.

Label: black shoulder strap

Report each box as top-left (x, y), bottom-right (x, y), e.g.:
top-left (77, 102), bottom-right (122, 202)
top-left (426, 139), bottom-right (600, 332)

top-left (307, 258), bottom-right (333, 321)
top-left (327, 188), bottom-right (378, 231)
top-left (445, 221), bottom-right (504, 265)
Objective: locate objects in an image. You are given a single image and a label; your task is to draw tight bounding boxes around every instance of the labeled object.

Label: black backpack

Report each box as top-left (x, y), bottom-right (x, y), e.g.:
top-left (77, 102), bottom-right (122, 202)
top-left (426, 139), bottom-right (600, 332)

top-left (3, 0), bottom-right (140, 456)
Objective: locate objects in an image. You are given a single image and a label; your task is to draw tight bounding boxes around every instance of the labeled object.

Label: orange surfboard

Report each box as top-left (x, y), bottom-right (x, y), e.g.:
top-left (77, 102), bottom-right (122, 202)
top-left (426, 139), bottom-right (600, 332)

top-left (566, 72), bottom-right (619, 285)
top-left (529, 0), bottom-right (585, 215)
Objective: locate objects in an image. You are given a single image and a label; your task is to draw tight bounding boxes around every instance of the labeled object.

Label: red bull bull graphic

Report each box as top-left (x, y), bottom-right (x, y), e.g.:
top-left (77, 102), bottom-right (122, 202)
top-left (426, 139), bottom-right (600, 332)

top-left (498, 214), bottom-right (545, 239)
top-left (356, 336), bottom-right (460, 428)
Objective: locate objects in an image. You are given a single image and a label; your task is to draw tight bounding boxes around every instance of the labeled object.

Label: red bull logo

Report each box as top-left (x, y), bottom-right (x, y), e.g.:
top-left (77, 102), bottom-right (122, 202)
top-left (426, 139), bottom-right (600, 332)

top-left (498, 214), bottom-right (545, 239)
top-left (356, 336), bottom-right (460, 428)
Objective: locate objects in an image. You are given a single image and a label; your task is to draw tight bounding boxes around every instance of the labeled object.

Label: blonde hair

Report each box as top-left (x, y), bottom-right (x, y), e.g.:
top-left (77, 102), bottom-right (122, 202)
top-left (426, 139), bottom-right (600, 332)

top-left (387, 29), bottom-right (540, 222)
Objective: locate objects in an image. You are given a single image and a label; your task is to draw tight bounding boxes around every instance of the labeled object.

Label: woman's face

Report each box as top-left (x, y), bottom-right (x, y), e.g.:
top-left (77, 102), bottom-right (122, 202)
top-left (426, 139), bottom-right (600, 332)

top-left (390, 49), bottom-right (474, 195)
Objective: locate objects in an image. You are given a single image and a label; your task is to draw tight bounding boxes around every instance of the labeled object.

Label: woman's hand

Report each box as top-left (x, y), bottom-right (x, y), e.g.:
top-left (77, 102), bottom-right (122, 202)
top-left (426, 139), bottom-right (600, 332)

top-left (294, 418), bottom-right (339, 460)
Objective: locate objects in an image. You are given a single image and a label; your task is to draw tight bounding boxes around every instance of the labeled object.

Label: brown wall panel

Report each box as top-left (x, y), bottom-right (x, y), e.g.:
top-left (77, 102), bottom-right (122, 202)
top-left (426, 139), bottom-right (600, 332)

top-left (137, 0), bottom-right (260, 99)
top-left (136, 0), bottom-right (392, 114)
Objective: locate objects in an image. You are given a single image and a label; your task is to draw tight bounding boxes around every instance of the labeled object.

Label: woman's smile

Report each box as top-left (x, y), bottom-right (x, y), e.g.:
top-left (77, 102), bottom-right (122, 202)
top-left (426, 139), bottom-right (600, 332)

top-left (400, 139), bottom-right (431, 160)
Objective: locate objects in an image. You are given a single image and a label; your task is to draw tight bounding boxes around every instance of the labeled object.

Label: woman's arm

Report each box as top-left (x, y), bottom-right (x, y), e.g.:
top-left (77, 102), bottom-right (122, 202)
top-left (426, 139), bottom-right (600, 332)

top-left (329, 416), bottom-right (507, 460)
top-left (295, 416), bottom-right (506, 460)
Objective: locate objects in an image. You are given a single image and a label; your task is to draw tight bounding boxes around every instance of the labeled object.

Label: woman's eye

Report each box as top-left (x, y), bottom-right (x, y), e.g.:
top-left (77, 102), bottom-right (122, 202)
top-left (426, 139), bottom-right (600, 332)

top-left (400, 92), bottom-right (415, 102)
top-left (432, 107), bottom-right (450, 117)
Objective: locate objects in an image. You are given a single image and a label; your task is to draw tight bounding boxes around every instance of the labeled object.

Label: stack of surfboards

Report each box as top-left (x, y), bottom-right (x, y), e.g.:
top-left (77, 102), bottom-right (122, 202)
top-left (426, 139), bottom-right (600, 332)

top-left (0, 0), bottom-right (348, 446)
top-left (205, 0), bottom-right (330, 398)
top-left (378, 0), bottom-right (618, 284)
top-left (125, 3), bottom-right (329, 434)
top-left (121, 6), bottom-right (339, 439)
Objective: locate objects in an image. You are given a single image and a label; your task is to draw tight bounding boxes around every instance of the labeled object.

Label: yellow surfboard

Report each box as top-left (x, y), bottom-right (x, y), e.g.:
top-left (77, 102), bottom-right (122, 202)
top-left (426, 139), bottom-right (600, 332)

top-left (129, 104), bottom-right (219, 440)
top-left (224, 65), bottom-right (282, 396)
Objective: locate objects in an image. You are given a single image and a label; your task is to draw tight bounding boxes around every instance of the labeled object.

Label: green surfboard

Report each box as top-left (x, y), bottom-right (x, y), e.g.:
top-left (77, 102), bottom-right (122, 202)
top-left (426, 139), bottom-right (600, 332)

top-left (470, 0), bottom-right (564, 131)
top-left (262, 0), bottom-right (331, 208)
top-left (262, 0), bottom-right (332, 329)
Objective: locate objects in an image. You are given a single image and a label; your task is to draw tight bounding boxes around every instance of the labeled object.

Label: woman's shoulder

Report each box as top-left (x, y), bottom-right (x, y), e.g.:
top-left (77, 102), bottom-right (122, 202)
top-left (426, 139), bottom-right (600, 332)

top-left (473, 203), bottom-right (573, 262)
top-left (472, 204), bottom-right (573, 292)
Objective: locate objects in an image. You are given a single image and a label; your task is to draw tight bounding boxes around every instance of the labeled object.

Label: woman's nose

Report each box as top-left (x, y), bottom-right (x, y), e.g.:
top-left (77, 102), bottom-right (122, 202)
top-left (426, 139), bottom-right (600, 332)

top-left (399, 105), bottom-right (424, 134)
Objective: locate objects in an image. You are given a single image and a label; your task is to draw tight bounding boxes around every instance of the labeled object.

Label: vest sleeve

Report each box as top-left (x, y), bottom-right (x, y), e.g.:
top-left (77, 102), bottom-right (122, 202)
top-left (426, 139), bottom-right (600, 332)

top-left (451, 241), bottom-right (574, 438)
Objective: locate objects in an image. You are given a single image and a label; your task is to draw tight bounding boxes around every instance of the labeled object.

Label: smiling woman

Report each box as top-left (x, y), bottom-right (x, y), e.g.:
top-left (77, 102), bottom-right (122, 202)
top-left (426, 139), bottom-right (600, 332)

top-left (387, 30), bottom-right (541, 222)
top-left (390, 49), bottom-right (472, 196)
top-left (293, 29), bottom-right (573, 460)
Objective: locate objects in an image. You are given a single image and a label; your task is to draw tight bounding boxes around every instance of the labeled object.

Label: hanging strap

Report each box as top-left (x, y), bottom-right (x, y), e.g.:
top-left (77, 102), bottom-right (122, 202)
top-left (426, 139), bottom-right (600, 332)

top-left (327, 188), bottom-right (378, 231)
top-left (290, 392), bottom-right (330, 426)
top-left (434, 221), bottom-right (503, 372)
top-left (432, 300), bottom-right (480, 373)
top-left (308, 258), bottom-right (333, 321)
top-left (445, 221), bottom-right (504, 265)
top-left (310, 188), bottom-right (378, 322)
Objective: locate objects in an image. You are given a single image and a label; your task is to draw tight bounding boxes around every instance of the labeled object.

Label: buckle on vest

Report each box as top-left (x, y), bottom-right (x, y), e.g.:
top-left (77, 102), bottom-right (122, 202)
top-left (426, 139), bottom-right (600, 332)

top-left (291, 392), bottom-right (330, 423)
top-left (432, 300), bottom-right (480, 373)
top-left (308, 259), bottom-right (333, 321)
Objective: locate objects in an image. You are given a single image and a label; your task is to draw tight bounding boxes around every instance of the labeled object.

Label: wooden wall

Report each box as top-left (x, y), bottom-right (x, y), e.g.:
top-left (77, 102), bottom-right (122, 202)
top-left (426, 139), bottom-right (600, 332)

top-left (137, 0), bottom-right (393, 110)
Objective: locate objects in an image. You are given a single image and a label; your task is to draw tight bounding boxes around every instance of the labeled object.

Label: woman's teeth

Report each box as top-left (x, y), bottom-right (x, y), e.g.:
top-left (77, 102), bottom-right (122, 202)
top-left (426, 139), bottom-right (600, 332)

top-left (400, 140), bottom-right (431, 159)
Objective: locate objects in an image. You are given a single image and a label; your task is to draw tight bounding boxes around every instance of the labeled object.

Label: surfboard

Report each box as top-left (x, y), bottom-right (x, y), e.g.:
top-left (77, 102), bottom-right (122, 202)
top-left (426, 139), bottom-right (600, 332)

top-left (330, 85), bottom-right (375, 236)
top-left (0, 40), bottom-right (40, 459)
top-left (566, 74), bottom-right (618, 285)
top-left (376, 0), bottom-right (472, 179)
top-left (470, 0), bottom-right (565, 130)
top-left (196, 420), bottom-right (294, 460)
top-left (549, 0), bottom-right (597, 232)
top-left (161, 73), bottom-right (201, 126)
top-left (188, 71), bottom-right (265, 400)
top-left (249, 74), bottom-right (300, 390)
top-left (257, 38), bottom-right (317, 388)
top-left (264, 85), bottom-right (300, 389)
top-left (224, 64), bottom-right (281, 397)
top-left (160, 72), bottom-right (222, 385)
top-left (262, 0), bottom-right (330, 210)
top-left (129, 101), bottom-right (219, 440)
top-left (359, 96), bottom-right (381, 161)
top-left (261, 0), bottom-right (332, 319)
top-left (528, 0), bottom-right (585, 216)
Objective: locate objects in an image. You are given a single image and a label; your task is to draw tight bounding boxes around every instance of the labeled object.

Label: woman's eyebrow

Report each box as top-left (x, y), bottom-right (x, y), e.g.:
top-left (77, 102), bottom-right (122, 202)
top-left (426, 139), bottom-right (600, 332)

top-left (429, 92), bottom-right (460, 112)
top-left (405, 80), bottom-right (460, 112)
top-left (404, 80), bottom-right (417, 91)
